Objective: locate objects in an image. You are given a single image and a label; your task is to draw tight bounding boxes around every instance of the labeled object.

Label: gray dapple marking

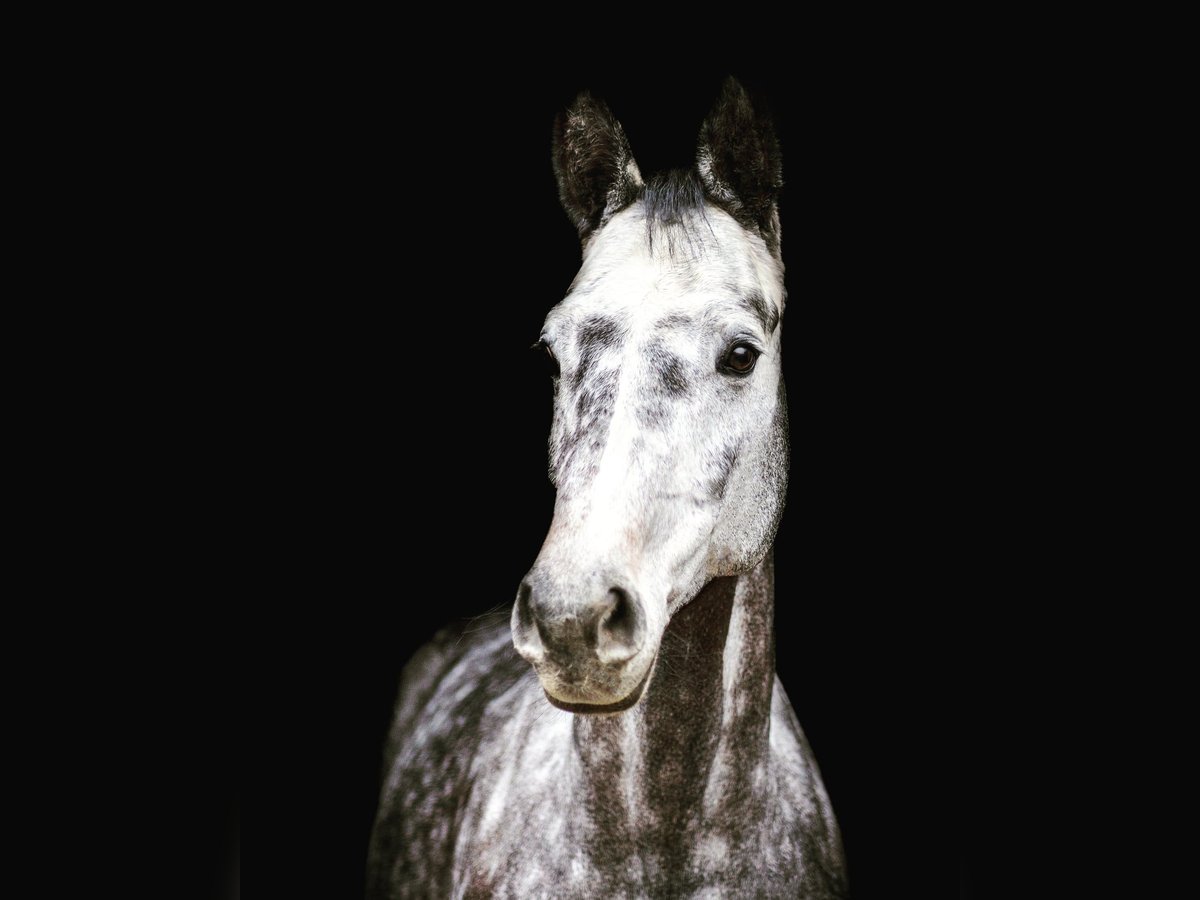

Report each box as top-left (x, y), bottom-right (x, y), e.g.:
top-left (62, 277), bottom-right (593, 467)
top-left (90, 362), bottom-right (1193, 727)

top-left (368, 79), bottom-right (847, 898)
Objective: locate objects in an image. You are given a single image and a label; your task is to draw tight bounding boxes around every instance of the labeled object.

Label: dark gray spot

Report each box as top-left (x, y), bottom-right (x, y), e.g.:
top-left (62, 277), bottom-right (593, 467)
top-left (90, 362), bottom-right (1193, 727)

top-left (738, 289), bottom-right (779, 334)
top-left (660, 355), bottom-right (688, 395)
top-left (646, 339), bottom-right (690, 397)
top-left (578, 315), bottom-right (622, 349)
top-left (574, 370), bottom-right (617, 419)
top-left (573, 315), bottom-right (623, 388)
top-left (709, 445), bottom-right (739, 500)
top-left (637, 396), bottom-right (671, 429)
top-left (557, 368), bottom-right (618, 479)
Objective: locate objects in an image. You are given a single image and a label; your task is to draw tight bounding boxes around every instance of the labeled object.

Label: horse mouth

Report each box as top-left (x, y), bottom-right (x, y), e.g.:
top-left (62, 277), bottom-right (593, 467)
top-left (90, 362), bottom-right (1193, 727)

top-left (542, 661), bottom-right (654, 715)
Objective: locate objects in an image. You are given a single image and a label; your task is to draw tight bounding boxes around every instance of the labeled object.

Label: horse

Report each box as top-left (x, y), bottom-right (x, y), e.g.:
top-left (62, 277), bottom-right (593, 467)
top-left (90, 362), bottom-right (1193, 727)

top-left (367, 78), bottom-right (846, 899)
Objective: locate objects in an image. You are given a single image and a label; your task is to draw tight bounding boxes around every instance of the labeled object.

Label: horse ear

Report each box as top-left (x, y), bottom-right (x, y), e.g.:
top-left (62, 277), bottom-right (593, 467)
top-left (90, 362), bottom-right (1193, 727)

top-left (552, 93), bottom-right (644, 241)
top-left (696, 77), bottom-right (783, 239)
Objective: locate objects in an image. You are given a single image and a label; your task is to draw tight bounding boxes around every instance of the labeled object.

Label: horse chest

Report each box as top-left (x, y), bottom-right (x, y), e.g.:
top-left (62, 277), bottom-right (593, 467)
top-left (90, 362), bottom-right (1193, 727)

top-left (446, 713), bottom-right (811, 898)
top-left (454, 791), bottom-right (790, 899)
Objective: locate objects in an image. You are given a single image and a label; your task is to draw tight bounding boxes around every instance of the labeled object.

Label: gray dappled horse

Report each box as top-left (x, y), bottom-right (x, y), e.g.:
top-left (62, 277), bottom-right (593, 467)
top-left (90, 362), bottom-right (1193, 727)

top-left (368, 79), bottom-right (846, 899)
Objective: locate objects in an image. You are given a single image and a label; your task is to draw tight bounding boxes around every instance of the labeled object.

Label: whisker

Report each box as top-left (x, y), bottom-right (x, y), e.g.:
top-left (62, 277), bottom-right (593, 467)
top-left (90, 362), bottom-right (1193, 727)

top-left (453, 606), bottom-right (513, 646)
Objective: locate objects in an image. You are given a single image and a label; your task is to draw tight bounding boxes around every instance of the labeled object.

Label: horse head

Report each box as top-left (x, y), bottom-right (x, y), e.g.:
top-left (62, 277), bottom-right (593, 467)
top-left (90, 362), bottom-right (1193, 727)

top-left (512, 79), bottom-right (789, 713)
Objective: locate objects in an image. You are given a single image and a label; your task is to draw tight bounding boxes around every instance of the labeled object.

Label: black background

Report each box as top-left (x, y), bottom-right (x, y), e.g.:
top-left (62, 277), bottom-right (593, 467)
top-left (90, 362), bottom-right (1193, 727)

top-left (247, 57), bottom-right (1015, 899)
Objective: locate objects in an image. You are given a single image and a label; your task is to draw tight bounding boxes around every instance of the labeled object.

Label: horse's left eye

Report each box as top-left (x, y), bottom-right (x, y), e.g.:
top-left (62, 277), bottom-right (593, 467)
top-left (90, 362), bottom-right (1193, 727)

top-left (721, 343), bottom-right (759, 375)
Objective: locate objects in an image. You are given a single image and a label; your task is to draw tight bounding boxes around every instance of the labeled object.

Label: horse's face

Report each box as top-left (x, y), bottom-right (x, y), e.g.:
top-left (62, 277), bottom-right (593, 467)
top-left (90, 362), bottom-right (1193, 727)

top-left (513, 80), bottom-right (787, 713)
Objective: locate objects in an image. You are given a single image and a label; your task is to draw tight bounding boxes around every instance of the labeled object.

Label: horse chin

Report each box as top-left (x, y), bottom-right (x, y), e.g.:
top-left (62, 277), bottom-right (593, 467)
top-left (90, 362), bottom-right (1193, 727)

top-left (541, 658), bottom-right (656, 716)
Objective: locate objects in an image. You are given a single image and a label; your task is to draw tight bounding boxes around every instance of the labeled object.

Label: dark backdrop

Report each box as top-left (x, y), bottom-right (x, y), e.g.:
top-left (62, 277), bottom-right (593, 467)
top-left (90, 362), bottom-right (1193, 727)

top-left (252, 60), bottom-right (998, 899)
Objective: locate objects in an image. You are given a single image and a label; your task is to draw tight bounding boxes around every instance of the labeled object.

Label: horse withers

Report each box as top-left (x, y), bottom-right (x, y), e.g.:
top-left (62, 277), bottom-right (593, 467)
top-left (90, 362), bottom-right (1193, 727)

top-left (368, 79), bottom-right (846, 899)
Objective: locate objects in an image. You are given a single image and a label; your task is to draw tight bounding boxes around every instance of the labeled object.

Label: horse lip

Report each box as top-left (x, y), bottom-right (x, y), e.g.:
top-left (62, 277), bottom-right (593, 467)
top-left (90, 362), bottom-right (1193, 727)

top-left (543, 660), bottom-right (654, 715)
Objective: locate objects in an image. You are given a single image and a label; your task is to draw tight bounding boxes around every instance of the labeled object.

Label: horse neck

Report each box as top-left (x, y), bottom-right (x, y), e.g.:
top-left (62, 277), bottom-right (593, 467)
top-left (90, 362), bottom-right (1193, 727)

top-left (570, 551), bottom-right (776, 838)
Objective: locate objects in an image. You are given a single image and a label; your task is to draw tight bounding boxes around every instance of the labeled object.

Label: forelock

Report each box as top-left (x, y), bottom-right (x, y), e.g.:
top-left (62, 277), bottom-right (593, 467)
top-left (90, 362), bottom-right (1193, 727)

top-left (641, 170), bottom-right (711, 253)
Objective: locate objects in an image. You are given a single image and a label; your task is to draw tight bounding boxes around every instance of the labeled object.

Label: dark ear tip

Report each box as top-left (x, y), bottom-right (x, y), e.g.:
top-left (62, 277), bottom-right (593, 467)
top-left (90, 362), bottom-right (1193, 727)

top-left (554, 93), bottom-right (599, 155)
top-left (712, 76), bottom-right (761, 121)
top-left (719, 75), bottom-right (750, 100)
top-left (567, 90), bottom-right (611, 120)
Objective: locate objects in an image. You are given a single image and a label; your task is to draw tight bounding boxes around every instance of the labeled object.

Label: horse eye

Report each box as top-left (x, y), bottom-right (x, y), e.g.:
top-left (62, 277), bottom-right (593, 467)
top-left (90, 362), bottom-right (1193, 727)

top-left (533, 339), bottom-right (560, 377)
top-left (721, 343), bottom-right (759, 375)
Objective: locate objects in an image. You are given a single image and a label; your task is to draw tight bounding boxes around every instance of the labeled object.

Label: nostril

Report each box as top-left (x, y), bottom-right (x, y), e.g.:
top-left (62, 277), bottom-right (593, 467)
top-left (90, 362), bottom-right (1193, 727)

top-left (601, 589), bottom-right (633, 643)
top-left (596, 587), bottom-right (642, 664)
top-left (512, 581), bottom-right (545, 661)
top-left (516, 582), bottom-right (535, 632)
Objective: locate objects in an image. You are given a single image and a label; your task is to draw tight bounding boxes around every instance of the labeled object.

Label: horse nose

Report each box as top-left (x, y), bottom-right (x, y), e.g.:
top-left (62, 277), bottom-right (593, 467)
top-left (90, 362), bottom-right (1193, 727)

top-left (511, 577), bottom-right (644, 667)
